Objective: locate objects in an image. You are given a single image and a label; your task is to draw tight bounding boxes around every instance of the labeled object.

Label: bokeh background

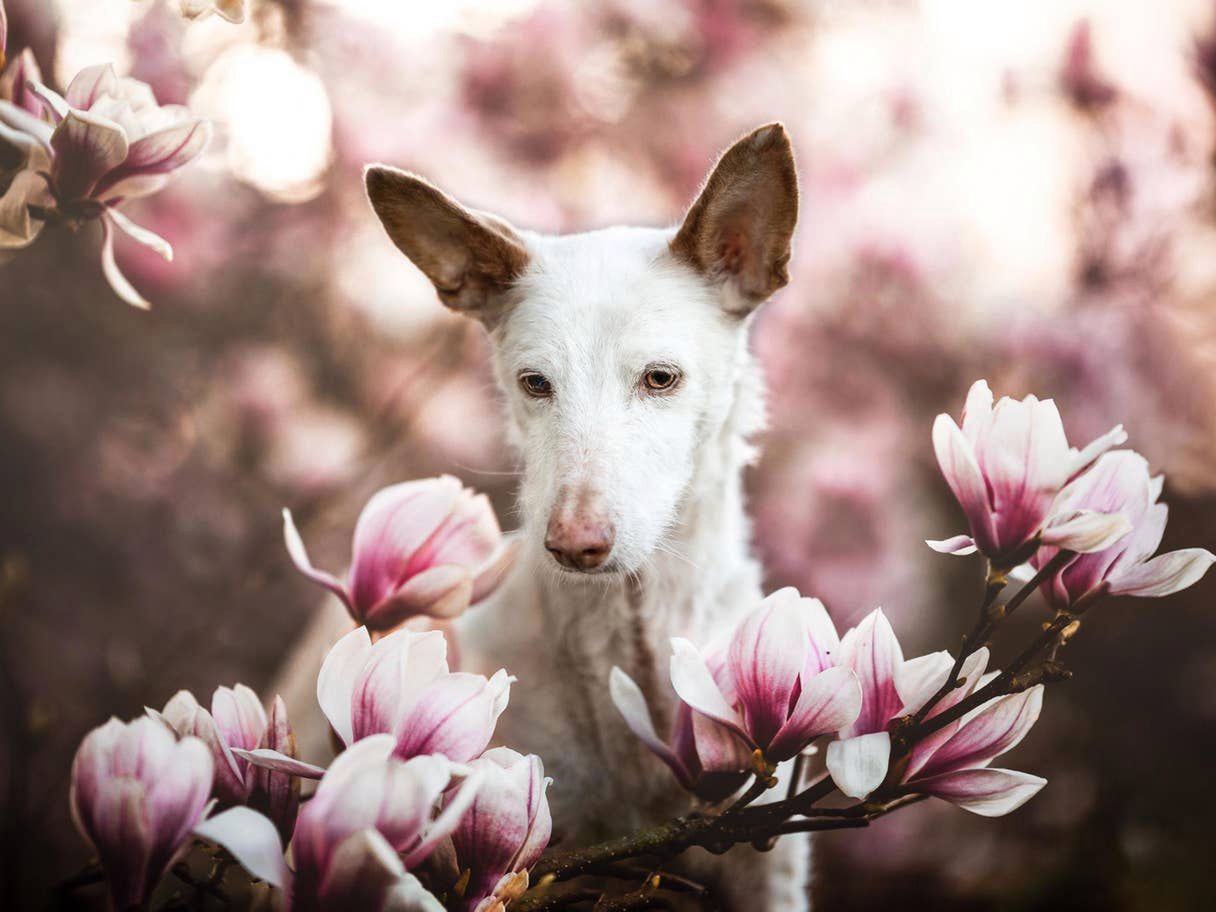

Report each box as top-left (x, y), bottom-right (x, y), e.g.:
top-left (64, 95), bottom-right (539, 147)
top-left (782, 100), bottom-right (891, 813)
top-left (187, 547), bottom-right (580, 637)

top-left (3, 0), bottom-right (1216, 908)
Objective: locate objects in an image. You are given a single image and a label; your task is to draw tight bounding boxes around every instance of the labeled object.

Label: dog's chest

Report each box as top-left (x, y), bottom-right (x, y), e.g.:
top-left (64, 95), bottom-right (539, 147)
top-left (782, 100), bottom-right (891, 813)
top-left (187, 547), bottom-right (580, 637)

top-left (457, 551), bottom-right (761, 845)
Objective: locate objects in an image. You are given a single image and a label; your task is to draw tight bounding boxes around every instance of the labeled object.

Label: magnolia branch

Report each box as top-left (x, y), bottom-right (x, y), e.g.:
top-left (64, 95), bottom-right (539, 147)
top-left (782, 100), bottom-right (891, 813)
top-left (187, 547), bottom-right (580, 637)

top-left (516, 566), bottom-right (1081, 910)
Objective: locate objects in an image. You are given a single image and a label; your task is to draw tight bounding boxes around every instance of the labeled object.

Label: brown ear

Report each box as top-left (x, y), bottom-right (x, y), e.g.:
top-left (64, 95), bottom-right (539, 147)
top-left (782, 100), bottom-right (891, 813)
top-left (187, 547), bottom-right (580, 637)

top-left (669, 123), bottom-right (798, 316)
top-left (365, 165), bottom-right (530, 324)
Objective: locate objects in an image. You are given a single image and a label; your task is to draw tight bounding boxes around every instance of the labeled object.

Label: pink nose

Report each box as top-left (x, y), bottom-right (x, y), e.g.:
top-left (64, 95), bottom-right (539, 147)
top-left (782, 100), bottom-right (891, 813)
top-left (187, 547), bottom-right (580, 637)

top-left (545, 513), bottom-right (615, 571)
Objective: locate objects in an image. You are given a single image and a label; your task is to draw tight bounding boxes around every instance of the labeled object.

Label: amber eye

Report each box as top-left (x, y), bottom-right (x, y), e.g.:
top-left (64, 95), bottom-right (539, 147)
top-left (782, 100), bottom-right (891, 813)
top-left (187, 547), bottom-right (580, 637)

top-left (642, 366), bottom-right (681, 393)
top-left (519, 372), bottom-right (553, 398)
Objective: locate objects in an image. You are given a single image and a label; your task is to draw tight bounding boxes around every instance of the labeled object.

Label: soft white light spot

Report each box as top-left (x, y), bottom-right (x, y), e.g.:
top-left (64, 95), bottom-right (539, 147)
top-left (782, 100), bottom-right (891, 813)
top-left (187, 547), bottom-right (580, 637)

top-left (53, 0), bottom-right (146, 85)
top-left (192, 46), bottom-right (333, 202)
top-left (319, 0), bottom-right (543, 41)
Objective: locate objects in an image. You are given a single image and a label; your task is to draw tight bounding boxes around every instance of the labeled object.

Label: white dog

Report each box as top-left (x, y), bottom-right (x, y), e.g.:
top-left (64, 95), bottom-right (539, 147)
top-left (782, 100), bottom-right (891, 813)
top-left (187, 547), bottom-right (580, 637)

top-left (360, 123), bottom-right (805, 910)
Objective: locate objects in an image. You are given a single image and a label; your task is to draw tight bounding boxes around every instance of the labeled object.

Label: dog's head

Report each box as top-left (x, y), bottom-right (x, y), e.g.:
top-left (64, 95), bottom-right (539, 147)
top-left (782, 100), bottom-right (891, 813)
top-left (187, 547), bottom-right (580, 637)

top-left (365, 124), bottom-right (798, 578)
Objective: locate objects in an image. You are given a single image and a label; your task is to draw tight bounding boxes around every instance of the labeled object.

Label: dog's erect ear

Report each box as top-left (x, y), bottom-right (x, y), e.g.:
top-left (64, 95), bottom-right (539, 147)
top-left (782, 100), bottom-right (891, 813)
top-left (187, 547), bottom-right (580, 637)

top-left (365, 165), bottom-right (530, 324)
top-left (669, 123), bottom-right (798, 316)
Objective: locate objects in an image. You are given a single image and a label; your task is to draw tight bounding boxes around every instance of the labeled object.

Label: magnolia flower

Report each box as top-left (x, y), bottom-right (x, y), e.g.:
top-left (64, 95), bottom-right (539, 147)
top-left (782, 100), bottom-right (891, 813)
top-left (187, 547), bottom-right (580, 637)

top-left (824, 608), bottom-right (906, 799)
top-left (11, 64), bottom-right (210, 306)
top-left (610, 654), bottom-right (753, 801)
top-left (1, 48), bottom-right (41, 115)
top-left (1031, 451), bottom-right (1216, 611)
top-left (71, 716), bottom-right (214, 910)
top-left (154, 686), bottom-right (301, 842)
top-left (896, 649), bottom-right (1047, 817)
top-left (0, 42), bottom-right (52, 249)
top-left (179, 0), bottom-right (247, 24)
top-left (198, 735), bottom-right (477, 912)
top-left (825, 632), bottom-right (1048, 816)
top-left (442, 748), bottom-right (552, 912)
top-left (238, 627), bottom-right (511, 774)
top-left (284, 476), bottom-right (516, 632)
top-left (928, 380), bottom-right (1130, 566)
top-left (669, 588), bottom-right (861, 764)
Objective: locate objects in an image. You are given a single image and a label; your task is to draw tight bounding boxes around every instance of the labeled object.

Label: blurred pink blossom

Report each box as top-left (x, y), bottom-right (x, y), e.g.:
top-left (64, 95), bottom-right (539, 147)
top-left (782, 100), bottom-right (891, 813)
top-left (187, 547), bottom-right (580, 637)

top-left (284, 476), bottom-right (515, 632)
top-left (70, 716), bottom-right (214, 910)
top-left (1060, 20), bottom-right (1118, 113)
top-left (179, 0), bottom-right (245, 24)
top-left (6, 63), bottom-right (211, 305)
top-left (1032, 450), bottom-right (1216, 611)
top-left (0, 46), bottom-right (40, 114)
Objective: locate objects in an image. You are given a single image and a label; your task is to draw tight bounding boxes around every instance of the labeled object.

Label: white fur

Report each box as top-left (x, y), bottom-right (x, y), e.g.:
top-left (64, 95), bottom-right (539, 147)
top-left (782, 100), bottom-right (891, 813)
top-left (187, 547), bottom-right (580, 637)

top-left (456, 225), bottom-right (810, 910)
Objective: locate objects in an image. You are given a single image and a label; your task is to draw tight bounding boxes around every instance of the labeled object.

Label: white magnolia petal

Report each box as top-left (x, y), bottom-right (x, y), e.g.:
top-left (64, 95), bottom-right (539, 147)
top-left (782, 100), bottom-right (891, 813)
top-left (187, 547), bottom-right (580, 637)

top-left (825, 732), bottom-right (891, 799)
top-left (1107, 548), bottom-right (1216, 598)
top-left (1069, 424), bottom-right (1127, 477)
top-left (926, 535), bottom-right (978, 555)
top-left (1041, 509), bottom-right (1131, 553)
top-left (195, 807), bottom-right (289, 889)
top-left (932, 414), bottom-right (996, 553)
top-left (316, 626), bottom-right (373, 747)
top-left (99, 214), bottom-right (151, 309)
top-left (107, 207), bottom-right (173, 261)
top-left (960, 379), bottom-right (994, 442)
top-left (282, 508), bottom-right (355, 613)
top-left (0, 168), bottom-right (50, 249)
top-left (25, 80), bottom-right (69, 123)
top-left (383, 872), bottom-right (447, 912)
top-left (609, 666), bottom-right (680, 769)
top-left (403, 767), bottom-right (483, 868)
top-left (894, 651), bottom-right (953, 714)
top-left (913, 768), bottom-right (1047, 817)
top-left (230, 747), bottom-right (327, 780)
top-left (669, 638), bottom-right (748, 739)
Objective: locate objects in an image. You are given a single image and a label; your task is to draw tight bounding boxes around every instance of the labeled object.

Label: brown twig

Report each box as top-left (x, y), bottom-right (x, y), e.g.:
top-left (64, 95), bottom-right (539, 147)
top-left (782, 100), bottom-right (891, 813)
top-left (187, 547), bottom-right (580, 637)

top-left (912, 549), bottom-right (1071, 724)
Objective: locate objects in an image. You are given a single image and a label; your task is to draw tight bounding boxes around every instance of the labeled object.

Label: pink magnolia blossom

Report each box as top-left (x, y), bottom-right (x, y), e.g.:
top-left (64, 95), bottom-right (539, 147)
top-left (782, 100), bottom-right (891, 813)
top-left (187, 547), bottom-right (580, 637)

top-left (313, 626), bottom-right (512, 763)
top-left (284, 476), bottom-right (516, 632)
top-left (824, 608), bottom-right (906, 799)
top-left (824, 621), bottom-right (1049, 817)
top-left (153, 685), bottom-right (300, 842)
top-left (443, 748), bottom-right (552, 912)
top-left (0, 41), bottom-right (52, 249)
top-left (896, 649), bottom-right (1047, 817)
top-left (9, 64), bottom-right (211, 306)
top-left (70, 716), bottom-right (214, 910)
top-left (669, 588), bottom-right (862, 764)
top-left (197, 735), bottom-right (477, 912)
top-left (929, 380), bottom-right (1130, 566)
top-left (1, 47), bottom-right (41, 115)
top-left (1031, 450), bottom-right (1216, 611)
top-left (610, 654), bottom-right (753, 801)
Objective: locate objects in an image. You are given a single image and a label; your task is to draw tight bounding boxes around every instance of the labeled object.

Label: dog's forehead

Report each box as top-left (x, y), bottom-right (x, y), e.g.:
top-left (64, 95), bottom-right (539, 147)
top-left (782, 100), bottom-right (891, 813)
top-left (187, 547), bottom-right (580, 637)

top-left (500, 225), bottom-right (722, 367)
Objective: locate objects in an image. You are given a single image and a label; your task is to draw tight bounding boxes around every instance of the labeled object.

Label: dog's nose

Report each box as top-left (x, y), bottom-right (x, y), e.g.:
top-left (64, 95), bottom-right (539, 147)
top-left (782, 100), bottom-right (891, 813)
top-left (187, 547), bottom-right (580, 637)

top-left (545, 515), bottom-right (615, 571)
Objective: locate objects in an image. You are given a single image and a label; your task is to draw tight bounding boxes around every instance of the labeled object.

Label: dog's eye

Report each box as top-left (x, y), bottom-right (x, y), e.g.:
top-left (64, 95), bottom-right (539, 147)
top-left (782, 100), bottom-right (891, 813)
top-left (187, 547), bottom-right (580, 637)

top-left (519, 372), bottom-right (553, 398)
top-left (642, 366), bottom-right (681, 393)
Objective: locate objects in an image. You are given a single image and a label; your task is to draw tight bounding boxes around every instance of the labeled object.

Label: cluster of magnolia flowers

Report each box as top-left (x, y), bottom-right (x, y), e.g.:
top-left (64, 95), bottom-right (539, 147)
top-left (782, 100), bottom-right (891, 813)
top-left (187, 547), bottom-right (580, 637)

top-left (63, 397), bottom-right (1215, 905)
top-left (71, 476), bottom-right (545, 912)
top-left (0, 0), bottom-right (243, 307)
top-left (612, 380), bottom-right (1214, 811)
